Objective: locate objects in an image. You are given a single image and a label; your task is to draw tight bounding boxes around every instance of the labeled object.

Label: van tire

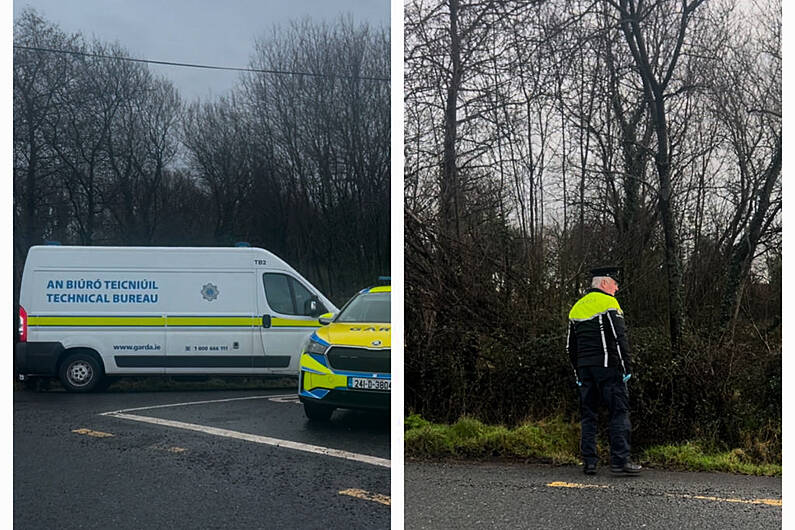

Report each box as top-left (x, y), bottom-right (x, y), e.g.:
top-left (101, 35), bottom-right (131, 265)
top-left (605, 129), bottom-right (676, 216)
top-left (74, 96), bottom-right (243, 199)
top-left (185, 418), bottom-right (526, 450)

top-left (59, 352), bottom-right (103, 392)
top-left (304, 402), bottom-right (334, 421)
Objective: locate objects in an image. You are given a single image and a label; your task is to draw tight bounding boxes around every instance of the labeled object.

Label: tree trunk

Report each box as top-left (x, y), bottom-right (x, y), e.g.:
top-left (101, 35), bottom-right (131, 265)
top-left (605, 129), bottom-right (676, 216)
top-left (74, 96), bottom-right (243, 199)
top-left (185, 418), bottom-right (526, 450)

top-left (720, 132), bottom-right (782, 340)
top-left (440, 0), bottom-right (462, 241)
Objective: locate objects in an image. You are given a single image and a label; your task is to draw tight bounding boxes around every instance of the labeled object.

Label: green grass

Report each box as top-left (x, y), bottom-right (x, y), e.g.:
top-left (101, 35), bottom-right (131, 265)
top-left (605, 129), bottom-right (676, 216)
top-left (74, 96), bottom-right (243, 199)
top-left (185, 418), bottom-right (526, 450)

top-left (405, 414), bottom-right (781, 477)
top-left (405, 414), bottom-right (579, 464)
top-left (642, 443), bottom-right (781, 476)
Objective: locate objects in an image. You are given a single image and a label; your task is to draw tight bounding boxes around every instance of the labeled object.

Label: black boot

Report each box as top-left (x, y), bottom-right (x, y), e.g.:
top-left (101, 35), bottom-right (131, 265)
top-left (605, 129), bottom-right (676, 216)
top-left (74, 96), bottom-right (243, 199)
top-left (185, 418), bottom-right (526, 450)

top-left (610, 461), bottom-right (642, 474)
top-left (583, 462), bottom-right (597, 475)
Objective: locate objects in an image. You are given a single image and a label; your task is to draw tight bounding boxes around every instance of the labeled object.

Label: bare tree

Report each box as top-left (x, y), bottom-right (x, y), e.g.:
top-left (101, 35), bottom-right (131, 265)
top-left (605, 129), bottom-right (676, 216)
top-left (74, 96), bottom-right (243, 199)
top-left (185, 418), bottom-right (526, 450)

top-left (404, 0), bottom-right (780, 445)
top-left (183, 95), bottom-right (255, 242)
top-left (13, 11), bottom-right (79, 255)
top-left (106, 76), bottom-right (181, 244)
top-left (709, 0), bottom-right (781, 338)
top-left (607, 0), bottom-right (708, 351)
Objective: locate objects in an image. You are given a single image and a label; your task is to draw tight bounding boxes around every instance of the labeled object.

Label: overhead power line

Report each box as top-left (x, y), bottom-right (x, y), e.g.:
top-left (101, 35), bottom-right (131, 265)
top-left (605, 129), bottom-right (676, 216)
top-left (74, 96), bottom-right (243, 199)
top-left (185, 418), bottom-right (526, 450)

top-left (13, 44), bottom-right (390, 83)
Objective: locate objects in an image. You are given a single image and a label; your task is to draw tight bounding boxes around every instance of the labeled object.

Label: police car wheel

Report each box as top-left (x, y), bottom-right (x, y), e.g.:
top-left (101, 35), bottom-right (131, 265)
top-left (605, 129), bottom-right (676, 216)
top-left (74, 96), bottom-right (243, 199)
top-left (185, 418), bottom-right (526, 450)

top-left (59, 353), bottom-right (102, 392)
top-left (304, 402), bottom-right (334, 421)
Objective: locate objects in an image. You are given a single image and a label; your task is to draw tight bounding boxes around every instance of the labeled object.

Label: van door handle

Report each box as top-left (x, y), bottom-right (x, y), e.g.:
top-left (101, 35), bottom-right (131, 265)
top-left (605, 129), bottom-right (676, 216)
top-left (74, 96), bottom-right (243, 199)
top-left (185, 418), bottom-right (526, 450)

top-left (262, 314), bottom-right (271, 328)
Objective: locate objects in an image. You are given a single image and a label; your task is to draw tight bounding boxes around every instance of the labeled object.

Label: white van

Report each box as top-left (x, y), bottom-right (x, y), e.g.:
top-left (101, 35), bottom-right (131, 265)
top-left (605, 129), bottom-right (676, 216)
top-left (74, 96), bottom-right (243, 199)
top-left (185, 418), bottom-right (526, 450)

top-left (15, 245), bottom-right (338, 392)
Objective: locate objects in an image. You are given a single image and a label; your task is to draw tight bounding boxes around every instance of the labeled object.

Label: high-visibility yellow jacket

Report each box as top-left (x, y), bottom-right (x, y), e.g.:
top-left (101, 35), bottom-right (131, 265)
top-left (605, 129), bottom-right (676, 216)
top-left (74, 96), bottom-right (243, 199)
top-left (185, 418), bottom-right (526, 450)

top-left (567, 288), bottom-right (632, 376)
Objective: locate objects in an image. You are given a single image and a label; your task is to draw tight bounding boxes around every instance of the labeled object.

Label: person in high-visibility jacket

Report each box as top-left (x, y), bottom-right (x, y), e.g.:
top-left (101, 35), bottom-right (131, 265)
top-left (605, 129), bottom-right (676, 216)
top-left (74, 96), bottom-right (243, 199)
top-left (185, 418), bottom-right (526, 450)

top-left (567, 266), bottom-right (641, 475)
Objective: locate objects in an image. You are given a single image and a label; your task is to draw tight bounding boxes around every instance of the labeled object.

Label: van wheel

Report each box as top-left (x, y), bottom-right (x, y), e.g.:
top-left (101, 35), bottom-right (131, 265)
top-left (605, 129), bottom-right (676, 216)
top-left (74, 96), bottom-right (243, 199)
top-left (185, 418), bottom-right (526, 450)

top-left (59, 353), bottom-right (102, 392)
top-left (304, 402), bottom-right (334, 421)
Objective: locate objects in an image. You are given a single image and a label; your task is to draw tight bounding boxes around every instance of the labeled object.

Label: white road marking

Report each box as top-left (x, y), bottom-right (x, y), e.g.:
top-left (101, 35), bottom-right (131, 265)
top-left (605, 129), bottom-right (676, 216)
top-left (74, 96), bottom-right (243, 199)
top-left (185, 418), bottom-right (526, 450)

top-left (268, 395), bottom-right (302, 404)
top-left (105, 412), bottom-right (391, 468)
top-left (100, 394), bottom-right (295, 415)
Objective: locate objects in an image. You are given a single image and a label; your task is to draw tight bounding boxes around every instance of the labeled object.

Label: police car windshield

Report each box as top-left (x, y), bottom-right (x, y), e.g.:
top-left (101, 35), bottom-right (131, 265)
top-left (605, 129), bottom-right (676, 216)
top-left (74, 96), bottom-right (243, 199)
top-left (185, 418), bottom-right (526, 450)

top-left (336, 292), bottom-right (390, 323)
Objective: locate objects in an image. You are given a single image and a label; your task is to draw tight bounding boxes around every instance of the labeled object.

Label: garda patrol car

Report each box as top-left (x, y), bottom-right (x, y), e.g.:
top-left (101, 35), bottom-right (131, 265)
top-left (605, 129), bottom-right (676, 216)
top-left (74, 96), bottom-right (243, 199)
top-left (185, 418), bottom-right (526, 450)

top-left (298, 283), bottom-right (391, 420)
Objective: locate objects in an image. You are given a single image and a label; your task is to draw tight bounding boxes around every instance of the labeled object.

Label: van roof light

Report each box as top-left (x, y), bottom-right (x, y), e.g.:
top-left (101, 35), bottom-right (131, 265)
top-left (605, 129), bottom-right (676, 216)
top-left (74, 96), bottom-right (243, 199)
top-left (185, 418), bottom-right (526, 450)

top-left (377, 276), bottom-right (391, 284)
top-left (44, 240), bottom-right (61, 245)
top-left (234, 242), bottom-right (251, 247)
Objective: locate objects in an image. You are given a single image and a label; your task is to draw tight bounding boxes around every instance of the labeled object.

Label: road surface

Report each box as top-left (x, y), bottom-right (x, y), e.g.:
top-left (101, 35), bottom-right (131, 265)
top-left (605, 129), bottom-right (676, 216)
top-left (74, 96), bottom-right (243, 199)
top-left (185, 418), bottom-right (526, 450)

top-left (14, 388), bottom-right (390, 529)
top-left (405, 460), bottom-right (781, 529)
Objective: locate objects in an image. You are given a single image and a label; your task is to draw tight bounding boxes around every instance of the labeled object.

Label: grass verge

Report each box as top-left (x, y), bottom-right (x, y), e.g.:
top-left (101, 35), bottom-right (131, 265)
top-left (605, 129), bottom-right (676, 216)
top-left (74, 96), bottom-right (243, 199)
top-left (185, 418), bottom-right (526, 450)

top-left (405, 414), bottom-right (579, 464)
top-left (642, 443), bottom-right (781, 476)
top-left (405, 414), bottom-right (781, 477)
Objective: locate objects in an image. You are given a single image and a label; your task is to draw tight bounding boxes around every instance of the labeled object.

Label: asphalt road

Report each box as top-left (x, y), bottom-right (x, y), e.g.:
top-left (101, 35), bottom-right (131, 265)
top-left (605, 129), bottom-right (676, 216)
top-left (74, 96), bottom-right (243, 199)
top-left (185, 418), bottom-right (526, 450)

top-left (405, 461), bottom-right (781, 529)
top-left (14, 387), bottom-right (390, 529)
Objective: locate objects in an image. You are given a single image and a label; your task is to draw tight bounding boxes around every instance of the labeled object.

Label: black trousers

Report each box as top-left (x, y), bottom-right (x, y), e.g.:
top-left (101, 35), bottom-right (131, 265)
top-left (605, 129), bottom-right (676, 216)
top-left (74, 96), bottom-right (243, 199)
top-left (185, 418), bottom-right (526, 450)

top-left (578, 366), bottom-right (631, 466)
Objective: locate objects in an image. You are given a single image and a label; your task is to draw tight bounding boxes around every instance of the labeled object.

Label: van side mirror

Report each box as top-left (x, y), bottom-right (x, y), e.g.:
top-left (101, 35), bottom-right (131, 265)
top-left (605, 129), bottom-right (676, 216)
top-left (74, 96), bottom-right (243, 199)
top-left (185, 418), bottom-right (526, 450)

top-left (304, 296), bottom-right (323, 317)
top-left (262, 314), bottom-right (271, 328)
top-left (318, 313), bottom-right (334, 326)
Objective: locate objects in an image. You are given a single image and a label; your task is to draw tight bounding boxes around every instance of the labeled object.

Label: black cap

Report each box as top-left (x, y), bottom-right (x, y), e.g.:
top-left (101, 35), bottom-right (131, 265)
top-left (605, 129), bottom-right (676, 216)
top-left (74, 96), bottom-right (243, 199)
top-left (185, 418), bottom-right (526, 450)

top-left (590, 265), bottom-right (621, 282)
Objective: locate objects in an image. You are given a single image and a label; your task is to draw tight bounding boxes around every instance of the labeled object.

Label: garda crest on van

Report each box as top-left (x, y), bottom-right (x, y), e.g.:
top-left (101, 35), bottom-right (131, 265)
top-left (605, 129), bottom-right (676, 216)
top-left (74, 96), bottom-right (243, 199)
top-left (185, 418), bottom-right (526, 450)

top-left (201, 283), bottom-right (219, 301)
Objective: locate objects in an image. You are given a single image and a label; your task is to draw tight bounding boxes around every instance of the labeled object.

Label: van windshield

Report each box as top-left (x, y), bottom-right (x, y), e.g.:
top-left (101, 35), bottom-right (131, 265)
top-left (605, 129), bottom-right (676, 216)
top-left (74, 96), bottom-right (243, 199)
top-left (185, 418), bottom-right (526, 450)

top-left (336, 292), bottom-right (390, 323)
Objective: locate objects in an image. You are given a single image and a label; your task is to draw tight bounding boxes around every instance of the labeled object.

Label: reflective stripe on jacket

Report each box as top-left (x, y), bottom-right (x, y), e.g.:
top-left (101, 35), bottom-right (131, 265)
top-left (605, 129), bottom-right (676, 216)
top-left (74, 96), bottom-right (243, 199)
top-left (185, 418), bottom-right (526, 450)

top-left (567, 288), bottom-right (631, 373)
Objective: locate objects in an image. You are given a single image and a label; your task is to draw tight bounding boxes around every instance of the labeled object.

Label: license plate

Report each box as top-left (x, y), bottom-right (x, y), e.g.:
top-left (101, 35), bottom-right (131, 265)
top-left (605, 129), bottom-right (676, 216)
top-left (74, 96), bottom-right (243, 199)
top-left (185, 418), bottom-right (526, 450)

top-left (349, 377), bottom-right (391, 391)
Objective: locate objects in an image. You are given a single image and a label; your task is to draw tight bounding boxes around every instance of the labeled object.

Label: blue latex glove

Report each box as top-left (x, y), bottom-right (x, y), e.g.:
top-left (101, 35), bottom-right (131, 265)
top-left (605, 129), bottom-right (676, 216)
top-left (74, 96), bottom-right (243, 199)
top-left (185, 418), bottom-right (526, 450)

top-left (622, 373), bottom-right (632, 383)
top-left (576, 379), bottom-right (582, 387)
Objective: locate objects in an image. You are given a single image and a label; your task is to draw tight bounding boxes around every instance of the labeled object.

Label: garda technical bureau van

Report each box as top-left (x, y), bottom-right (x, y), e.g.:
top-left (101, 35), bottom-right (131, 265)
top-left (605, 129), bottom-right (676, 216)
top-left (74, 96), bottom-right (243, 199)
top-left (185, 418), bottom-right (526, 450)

top-left (15, 245), bottom-right (338, 391)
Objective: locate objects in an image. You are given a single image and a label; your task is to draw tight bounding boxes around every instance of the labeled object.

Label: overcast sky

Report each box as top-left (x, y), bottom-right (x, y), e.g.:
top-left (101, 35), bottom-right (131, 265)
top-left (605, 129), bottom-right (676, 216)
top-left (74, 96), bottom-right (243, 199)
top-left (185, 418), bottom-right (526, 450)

top-left (13, 0), bottom-right (390, 101)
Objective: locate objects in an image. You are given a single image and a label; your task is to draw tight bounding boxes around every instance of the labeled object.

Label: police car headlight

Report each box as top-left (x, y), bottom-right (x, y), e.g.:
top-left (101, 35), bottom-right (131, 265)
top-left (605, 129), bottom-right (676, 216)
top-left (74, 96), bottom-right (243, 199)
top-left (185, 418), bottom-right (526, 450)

top-left (303, 334), bottom-right (329, 355)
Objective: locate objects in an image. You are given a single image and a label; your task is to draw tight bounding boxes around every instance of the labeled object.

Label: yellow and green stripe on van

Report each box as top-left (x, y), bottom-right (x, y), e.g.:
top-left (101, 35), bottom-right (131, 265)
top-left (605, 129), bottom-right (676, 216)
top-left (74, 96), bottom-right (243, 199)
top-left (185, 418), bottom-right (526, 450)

top-left (27, 315), bottom-right (322, 328)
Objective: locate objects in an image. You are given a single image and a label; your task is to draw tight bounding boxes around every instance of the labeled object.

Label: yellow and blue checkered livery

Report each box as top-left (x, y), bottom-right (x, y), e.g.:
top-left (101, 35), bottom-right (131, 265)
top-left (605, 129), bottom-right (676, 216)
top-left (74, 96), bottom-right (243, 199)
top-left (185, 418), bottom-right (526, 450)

top-left (298, 285), bottom-right (391, 420)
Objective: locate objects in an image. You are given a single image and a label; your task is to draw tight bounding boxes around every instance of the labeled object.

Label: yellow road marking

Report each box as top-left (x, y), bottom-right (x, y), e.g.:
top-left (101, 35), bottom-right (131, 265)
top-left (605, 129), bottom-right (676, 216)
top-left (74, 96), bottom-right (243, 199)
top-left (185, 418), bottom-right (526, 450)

top-left (546, 482), bottom-right (781, 507)
top-left (149, 444), bottom-right (188, 453)
top-left (547, 481), bottom-right (609, 489)
top-left (673, 494), bottom-right (782, 507)
top-left (339, 488), bottom-right (391, 506)
top-left (72, 428), bottom-right (114, 438)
